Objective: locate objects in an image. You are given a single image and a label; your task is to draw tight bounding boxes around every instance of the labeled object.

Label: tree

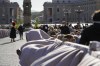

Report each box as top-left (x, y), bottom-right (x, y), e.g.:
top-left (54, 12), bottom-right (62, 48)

top-left (16, 19), bottom-right (23, 29)
top-left (34, 17), bottom-right (40, 29)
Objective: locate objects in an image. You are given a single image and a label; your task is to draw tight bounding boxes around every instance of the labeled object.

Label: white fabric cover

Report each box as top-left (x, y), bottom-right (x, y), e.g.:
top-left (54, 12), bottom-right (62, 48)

top-left (19, 44), bottom-right (48, 66)
top-left (69, 50), bottom-right (85, 66)
top-left (30, 45), bottom-right (85, 66)
top-left (20, 38), bottom-right (61, 51)
top-left (19, 40), bottom-right (89, 66)
top-left (40, 29), bottom-right (51, 39)
top-left (89, 41), bottom-right (100, 51)
top-left (26, 29), bottom-right (51, 41)
top-left (26, 29), bottom-right (43, 41)
top-left (56, 50), bottom-right (81, 66)
top-left (78, 54), bottom-right (100, 66)
top-left (65, 42), bottom-right (89, 53)
top-left (19, 33), bottom-right (100, 66)
top-left (19, 39), bottom-right (62, 66)
top-left (39, 50), bottom-right (79, 66)
top-left (91, 51), bottom-right (100, 59)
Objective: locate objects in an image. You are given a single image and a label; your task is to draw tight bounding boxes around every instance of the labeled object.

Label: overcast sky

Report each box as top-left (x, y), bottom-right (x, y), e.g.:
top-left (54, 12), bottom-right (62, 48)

top-left (10, 0), bottom-right (52, 12)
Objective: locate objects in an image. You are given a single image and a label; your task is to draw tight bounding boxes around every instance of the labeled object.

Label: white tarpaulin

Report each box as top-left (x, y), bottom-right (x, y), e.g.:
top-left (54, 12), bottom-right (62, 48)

top-left (18, 29), bottom-right (100, 66)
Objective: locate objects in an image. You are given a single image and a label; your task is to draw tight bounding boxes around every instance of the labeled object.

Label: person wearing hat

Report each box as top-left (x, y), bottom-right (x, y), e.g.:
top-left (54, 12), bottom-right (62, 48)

top-left (79, 10), bottom-right (100, 45)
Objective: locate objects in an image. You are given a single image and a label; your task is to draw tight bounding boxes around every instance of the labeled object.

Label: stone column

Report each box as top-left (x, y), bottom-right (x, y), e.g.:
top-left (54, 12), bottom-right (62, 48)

top-left (23, 0), bottom-right (32, 27)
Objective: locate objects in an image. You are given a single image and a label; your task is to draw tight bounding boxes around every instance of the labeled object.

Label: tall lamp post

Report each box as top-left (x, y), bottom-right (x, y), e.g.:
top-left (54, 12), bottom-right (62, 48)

top-left (75, 6), bottom-right (83, 23)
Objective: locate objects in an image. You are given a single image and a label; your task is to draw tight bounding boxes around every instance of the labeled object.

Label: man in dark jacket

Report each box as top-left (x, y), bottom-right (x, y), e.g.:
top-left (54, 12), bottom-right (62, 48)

top-left (41, 24), bottom-right (49, 33)
top-left (18, 25), bottom-right (25, 40)
top-left (79, 10), bottom-right (100, 45)
top-left (60, 22), bottom-right (70, 34)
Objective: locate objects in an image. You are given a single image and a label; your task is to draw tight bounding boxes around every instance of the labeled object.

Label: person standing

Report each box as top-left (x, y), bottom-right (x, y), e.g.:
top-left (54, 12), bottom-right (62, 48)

top-left (59, 22), bottom-right (70, 34)
top-left (79, 10), bottom-right (100, 45)
top-left (41, 24), bottom-right (49, 33)
top-left (18, 25), bottom-right (24, 40)
top-left (10, 22), bottom-right (16, 42)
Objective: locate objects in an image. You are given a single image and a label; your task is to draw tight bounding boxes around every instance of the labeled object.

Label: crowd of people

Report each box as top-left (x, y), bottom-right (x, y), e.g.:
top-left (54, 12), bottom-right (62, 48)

top-left (38, 22), bottom-right (87, 44)
top-left (9, 10), bottom-right (100, 46)
top-left (37, 10), bottom-right (100, 46)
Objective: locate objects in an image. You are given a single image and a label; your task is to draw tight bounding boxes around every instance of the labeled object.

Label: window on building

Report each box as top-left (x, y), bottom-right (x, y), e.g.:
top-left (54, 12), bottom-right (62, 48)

top-left (57, 18), bottom-right (60, 21)
top-left (10, 8), bottom-right (13, 16)
top-left (63, 18), bottom-right (65, 20)
top-left (57, 0), bottom-right (59, 3)
top-left (63, 0), bottom-right (65, 3)
top-left (10, 18), bottom-right (12, 23)
top-left (49, 18), bottom-right (52, 22)
top-left (57, 8), bottom-right (59, 12)
top-left (48, 8), bottom-right (52, 16)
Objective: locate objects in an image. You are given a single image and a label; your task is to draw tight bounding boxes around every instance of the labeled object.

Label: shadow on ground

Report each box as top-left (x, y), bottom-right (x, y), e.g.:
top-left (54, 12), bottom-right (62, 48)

top-left (0, 39), bottom-right (21, 45)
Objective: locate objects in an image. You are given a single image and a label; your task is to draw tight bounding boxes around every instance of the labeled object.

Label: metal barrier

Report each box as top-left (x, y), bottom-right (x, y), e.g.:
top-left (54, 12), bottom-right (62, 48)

top-left (0, 29), bottom-right (10, 38)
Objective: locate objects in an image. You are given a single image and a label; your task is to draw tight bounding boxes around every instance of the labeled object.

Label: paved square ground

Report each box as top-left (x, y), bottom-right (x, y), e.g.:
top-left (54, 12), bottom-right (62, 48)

top-left (0, 33), bottom-right (27, 66)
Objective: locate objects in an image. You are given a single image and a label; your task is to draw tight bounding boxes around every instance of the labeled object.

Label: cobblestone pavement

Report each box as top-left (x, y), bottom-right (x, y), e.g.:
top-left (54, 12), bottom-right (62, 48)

top-left (0, 33), bottom-right (27, 66)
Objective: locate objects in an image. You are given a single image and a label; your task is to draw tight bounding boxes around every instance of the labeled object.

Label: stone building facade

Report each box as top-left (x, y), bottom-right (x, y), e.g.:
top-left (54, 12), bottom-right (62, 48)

top-left (23, 0), bottom-right (32, 27)
top-left (0, 0), bottom-right (22, 24)
top-left (43, 0), bottom-right (100, 24)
